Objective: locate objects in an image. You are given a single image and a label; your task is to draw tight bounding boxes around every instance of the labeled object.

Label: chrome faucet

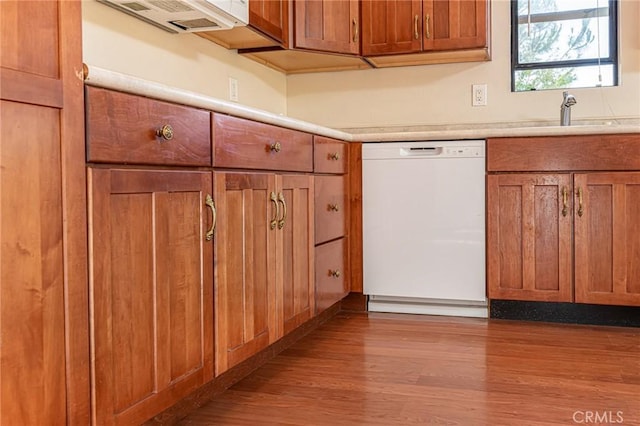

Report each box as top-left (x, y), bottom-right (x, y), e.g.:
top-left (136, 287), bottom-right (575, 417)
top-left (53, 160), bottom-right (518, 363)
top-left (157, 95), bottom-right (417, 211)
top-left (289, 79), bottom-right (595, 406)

top-left (560, 91), bottom-right (577, 126)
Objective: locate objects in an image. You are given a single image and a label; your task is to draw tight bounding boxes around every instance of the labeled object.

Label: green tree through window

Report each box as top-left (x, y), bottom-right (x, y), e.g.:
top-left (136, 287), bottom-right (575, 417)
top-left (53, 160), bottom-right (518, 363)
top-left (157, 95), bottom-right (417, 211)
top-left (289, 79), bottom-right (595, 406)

top-left (512, 0), bottom-right (618, 91)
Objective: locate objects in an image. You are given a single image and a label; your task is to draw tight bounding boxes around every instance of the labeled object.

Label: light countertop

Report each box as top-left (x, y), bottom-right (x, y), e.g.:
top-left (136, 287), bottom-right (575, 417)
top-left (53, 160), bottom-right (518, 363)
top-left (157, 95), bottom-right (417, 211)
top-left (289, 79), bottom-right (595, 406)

top-left (84, 66), bottom-right (639, 142)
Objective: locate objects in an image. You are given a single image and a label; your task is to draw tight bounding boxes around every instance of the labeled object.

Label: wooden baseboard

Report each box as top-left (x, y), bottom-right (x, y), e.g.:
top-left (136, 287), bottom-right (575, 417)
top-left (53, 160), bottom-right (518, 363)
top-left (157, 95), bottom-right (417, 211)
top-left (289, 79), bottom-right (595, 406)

top-left (341, 292), bottom-right (368, 312)
top-left (143, 302), bottom-right (341, 425)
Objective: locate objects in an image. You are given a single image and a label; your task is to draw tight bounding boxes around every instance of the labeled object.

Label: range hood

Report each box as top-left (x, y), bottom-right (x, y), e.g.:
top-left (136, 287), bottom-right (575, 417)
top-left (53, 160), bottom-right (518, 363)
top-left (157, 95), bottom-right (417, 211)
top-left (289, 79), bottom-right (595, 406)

top-left (97, 0), bottom-right (249, 33)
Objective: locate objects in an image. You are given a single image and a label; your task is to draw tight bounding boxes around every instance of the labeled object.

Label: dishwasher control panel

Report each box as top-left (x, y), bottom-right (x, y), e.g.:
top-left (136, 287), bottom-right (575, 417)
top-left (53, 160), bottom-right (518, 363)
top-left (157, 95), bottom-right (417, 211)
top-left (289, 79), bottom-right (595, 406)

top-left (442, 146), bottom-right (484, 157)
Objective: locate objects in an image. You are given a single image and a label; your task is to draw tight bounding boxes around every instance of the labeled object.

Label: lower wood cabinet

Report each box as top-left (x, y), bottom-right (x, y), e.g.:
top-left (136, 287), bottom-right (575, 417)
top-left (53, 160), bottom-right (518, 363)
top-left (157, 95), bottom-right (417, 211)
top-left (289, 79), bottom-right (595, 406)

top-left (213, 171), bottom-right (314, 376)
top-left (88, 168), bottom-right (214, 425)
top-left (574, 172), bottom-right (640, 306)
top-left (487, 173), bottom-right (573, 302)
top-left (488, 171), bottom-right (640, 307)
top-left (315, 238), bottom-right (348, 313)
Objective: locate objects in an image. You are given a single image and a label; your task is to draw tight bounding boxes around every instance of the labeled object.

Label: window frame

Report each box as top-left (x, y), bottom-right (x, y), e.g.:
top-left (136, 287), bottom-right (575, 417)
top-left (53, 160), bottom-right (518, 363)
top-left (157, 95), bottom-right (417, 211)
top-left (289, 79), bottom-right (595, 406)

top-left (511, 0), bottom-right (619, 92)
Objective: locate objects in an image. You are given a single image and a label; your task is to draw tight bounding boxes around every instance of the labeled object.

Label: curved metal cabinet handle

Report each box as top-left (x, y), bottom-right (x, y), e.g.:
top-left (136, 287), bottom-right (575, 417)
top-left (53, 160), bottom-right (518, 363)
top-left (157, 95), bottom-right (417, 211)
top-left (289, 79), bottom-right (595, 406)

top-left (277, 192), bottom-right (287, 230)
top-left (329, 269), bottom-right (341, 278)
top-left (576, 187), bottom-right (584, 217)
top-left (425, 14), bottom-right (431, 39)
top-left (270, 191), bottom-right (279, 230)
top-left (352, 18), bottom-right (359, 43)
top-left (156, 124), bottom-right (174, 141)
top-left (414, 15), bottom-right (420, 40)
top-left (328, 152), bottom-right (340, 161)
top-left (328, 203), bottom-right (339, 212)
top-left (561, 186), bottom-right (568, 217)
top-left (205, 194), bottom-right (216, 241)
top-left (270, 141), bottom-right (282, 153)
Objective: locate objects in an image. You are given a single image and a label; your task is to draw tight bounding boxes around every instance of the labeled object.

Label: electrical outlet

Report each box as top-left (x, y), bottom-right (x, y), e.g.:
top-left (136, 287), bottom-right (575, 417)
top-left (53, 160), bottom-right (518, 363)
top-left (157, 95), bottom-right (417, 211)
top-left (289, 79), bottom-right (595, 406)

top-left (229, 77), bottom-right (239, 102)
top-left (472, 84), bottom-right (487, 107)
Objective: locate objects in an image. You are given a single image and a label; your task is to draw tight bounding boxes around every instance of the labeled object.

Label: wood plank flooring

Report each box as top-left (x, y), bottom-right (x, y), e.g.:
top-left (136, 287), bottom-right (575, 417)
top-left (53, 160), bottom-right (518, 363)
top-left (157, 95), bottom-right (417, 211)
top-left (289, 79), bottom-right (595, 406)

top-left (178, 312), bottom-right (640, 425)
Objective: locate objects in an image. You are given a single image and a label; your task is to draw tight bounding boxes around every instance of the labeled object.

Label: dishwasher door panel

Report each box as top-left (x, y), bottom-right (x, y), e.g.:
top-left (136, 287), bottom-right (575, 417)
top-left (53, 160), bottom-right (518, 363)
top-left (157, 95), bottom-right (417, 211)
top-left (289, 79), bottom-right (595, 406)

top-left (362, 141), bottom-right (486, 305)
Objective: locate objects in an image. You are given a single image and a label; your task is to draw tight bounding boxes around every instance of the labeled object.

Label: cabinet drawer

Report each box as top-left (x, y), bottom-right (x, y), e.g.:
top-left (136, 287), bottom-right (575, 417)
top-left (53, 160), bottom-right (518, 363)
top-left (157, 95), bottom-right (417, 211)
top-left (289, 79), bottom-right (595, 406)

top-left (314, 175), bottom-right (347, 244)
top-left (315, 238), bottom-right (348, 314)
top-left (314, 136), bottom-right (348, 174)
top-left (86, 87), bottom-right (211, 166)
top-left (213, 113), bottom-right (313, 172)
top-left (487, 134), bottom-right (640, 172)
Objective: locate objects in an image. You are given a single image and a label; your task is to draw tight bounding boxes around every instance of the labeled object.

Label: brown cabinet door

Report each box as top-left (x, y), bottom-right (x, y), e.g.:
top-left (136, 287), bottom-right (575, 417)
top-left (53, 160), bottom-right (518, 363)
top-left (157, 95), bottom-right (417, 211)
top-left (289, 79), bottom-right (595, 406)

top-left (361, 0), bottom-right (422, 56)
top-left (426, 0), bottom-right (488, 51)
top-left (277, 175), bottom-right (315, 336)
top-left (1, 1), bottom-right (88, 424)
top-left (249, 0), bottom-right (289, 45)
top-left (89, 168), bottom-right (214, 425)
top-left (362, 0), bottom-right (487, 55)
top-left (213, 172), bottom-right (277, 375)
top-left (574, 173), bottom-right (640, 306)
top-left (487, 174), bottom-right (573, 302)
top-left (294, 0), bottom-right (360, 54)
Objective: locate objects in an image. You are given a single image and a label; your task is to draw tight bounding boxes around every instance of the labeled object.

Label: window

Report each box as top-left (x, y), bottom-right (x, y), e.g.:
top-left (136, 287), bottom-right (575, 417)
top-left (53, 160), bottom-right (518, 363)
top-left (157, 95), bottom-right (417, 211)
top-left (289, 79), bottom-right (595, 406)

top-left (511, 0), bottom-right (618, 92)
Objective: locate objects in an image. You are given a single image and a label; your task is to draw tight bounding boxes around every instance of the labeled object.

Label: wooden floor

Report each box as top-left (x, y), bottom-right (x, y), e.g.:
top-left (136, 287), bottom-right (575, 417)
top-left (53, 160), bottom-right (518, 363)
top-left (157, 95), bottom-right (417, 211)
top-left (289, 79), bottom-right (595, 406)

top-left (179, 312), bottom-right (640, 425)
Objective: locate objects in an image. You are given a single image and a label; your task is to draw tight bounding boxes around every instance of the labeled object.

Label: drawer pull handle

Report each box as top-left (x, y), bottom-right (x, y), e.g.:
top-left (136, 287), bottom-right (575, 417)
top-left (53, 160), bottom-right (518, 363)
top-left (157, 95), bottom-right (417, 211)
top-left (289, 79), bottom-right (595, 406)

top-left (328, 203), bottom-right (340, 212)
top-left (205, 194), bottom-right (216, 241)
top-left (414, 15), bottom-right (419, 40)
top-left (270, 142), bottom-right (282, 153)
top-left (277, 192), bottom-right (287, 229)
top-left (270, 191), bottom-right (279, 230)
top-left (576, 187), bottom-right (584, 217)
top-left (329, 269), bottom-right (341, 278)
top-left (328, 152), bottom-right (340, 161)
top-left (561, 186), bottom-right (568, 217)
top-left (156, 124), bottom-right (174, 141)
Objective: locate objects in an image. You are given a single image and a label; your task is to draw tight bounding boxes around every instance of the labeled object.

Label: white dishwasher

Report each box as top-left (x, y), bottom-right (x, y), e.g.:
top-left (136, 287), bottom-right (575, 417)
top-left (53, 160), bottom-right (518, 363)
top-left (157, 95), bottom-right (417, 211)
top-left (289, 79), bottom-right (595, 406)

top-left (362, 140), bottom-right (487, 318)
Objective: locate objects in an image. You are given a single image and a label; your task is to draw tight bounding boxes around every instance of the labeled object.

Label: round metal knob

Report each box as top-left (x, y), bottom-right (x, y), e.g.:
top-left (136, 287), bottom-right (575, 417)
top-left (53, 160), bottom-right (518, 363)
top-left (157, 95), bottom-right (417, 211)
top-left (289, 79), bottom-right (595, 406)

top-left (156, 124), bottom-right (174, 141)
top-left (270, 142), bottom-right (282, 153)
top-left (329, 270), bottom-right (341, 278)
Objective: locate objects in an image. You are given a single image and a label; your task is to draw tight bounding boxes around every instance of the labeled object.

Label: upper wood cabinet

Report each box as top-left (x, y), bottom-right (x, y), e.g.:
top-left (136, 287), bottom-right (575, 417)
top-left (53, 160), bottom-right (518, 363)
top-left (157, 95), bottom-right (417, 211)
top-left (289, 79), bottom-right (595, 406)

top-left (294, 0), bottom-right (360, 55)
top-left (361, 0), bottom-right (423, 56)
top-left (1, 1), bottom-right (89, 424)
top-left (362, 0), bottom-right (488, 55)
top-left (198, 0), bottom-right (287, 49)
top-left (250, 0), bottom-right (289, 45)
top-left (362, 0), bottom-right (490, 66)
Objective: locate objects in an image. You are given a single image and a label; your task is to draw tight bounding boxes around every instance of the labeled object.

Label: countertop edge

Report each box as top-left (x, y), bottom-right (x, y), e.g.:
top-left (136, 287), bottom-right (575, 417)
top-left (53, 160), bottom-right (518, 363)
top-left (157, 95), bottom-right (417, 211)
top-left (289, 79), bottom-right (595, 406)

top-left (84, 65), bottom-right (639, 142)
top-left (83, 65), bottom-right (355, 142)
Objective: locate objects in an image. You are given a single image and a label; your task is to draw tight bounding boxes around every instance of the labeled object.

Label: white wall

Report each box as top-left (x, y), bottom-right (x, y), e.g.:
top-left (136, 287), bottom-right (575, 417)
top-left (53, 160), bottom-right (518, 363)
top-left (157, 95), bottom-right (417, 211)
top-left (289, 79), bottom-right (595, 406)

top-left (82, 0), bottom-right (288, 115)
top-left (286, 0), bottom-right (640, 129)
